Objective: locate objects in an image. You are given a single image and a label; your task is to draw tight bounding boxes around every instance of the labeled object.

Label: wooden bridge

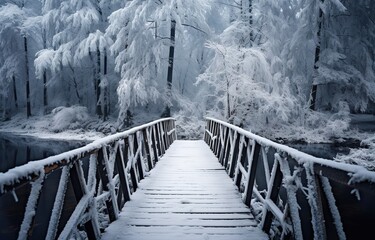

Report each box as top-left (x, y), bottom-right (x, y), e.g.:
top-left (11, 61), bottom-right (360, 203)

top-left (1, 118), bottom-right (375, 240)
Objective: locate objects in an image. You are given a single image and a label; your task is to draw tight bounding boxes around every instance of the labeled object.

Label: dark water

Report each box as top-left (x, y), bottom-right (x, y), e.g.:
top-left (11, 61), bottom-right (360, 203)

top-left (0, 133), bottom-right (87, 173)
top-left (0, 133), bottom-right (87, 240)
top-left (284, 143), bottom-right (375, 240)
top-left (0, 134), bottom-right (372, 239)
top-left (287, 142), bottom-right (351, 160)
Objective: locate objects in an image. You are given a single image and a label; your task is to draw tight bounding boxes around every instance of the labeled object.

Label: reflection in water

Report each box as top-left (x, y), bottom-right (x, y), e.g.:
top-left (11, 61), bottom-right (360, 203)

top-left (0, 135), bottom-right (372, 239)
top-left (0, 133), bottom-right (87, 240)
top-left (269, 143), bottom-right (374, 239)
top-left (0, 133), bottom-right (87, 172)
top-left (287, 142), bottom-right (350, 160)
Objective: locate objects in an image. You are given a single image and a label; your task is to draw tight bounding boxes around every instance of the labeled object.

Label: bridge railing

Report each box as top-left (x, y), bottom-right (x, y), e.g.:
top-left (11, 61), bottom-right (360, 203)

top-left (0, 118), bottom-right (176, 240)
top-left (204, 117), bottom-right (375, 240)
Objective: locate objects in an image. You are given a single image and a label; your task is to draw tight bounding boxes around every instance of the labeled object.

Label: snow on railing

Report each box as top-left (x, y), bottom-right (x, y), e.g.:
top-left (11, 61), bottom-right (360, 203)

top-left (0, 118), bottom-right (176, 240)
top-left (204, 117), bottom-right (375, 240)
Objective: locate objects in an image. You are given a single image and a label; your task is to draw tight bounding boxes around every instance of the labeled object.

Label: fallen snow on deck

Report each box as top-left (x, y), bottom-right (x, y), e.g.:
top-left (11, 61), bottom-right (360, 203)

top-left (101, 140), bottom-right (267, 240)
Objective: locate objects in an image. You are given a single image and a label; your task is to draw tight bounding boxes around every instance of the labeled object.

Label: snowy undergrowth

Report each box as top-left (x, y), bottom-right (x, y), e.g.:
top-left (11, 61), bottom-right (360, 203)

top-left (252, 107), bottom-right (353, 144)
top-left (175, 114), bottom-right (205, 140)
top-left (51, 106), bottom-right (90, 132)
top-left (2, 105), bottom-right (374, 171)
top-left (335, 136), bottom-right (375, 171)
top-left (0, 106), bottom-right (114, 141)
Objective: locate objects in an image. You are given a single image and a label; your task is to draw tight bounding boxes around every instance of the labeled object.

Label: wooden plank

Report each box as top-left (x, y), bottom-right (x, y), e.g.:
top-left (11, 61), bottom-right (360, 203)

top-left (101, 140), bottom-right (266, 240)
top-left (104, 225), bottom-right (267, 235)
top-left (114, 213), bottom-right (254, 220)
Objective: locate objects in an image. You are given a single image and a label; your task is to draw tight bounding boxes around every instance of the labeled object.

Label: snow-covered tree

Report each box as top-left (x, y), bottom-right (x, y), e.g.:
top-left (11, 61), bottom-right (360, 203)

top-left (313, 0), bottom-right (375, 112)
top-left (74, 30), bottom-right (114, 119)
top-left (107, 0), bottom-right (212, 127)
top-left (35, 1), bottom-right (99, 110)
top-left (0, 2), bottom-right (41, 118)
top-left (35, 0), bottom-right (122, 119)
top-left (196, 0), bottom-right (298, 127)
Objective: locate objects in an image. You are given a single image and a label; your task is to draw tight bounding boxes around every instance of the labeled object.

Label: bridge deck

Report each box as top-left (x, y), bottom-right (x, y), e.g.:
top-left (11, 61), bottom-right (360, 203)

top-left (102, 140), bottom-right (267, 240)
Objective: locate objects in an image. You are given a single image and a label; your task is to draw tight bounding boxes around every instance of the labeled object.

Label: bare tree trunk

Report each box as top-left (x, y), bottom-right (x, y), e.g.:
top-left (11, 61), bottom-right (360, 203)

top-left (96, 46), bottom-right (102, 117)
top-left (309, 0), bottom-right (324, 110)
top-left (43, 29), bottom-right (48, 114)
top-left (43, 71), bottom-right (47, 112)
top-left (13, 75), bottom-right (18, 109)
top-left (162, 19), bottom-right (176, 118)
top-left (69, 64), bottom-right (82, 104)
top-left (239, 0), bottom-right (253, 46)
top-left (103, 48), bottom-right (109, 120)
top-left (226, 79), bottom-right (230, 119)
top-left (249, 0), bottom-right (253, 43)
top-left (24, 36), bottom-right (31, 118)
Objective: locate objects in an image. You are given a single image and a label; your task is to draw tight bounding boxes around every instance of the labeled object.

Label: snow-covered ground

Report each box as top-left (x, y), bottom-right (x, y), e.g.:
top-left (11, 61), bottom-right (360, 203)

top-left (1, 110), bottom-right (375, 170)
top-left (0, 108), bottom-right (110, 141)
top-left (1, 111), bottom-right (374, 144)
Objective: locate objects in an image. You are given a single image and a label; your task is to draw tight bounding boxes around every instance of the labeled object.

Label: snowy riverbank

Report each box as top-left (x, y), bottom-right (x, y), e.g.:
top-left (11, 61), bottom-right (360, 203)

top-left (0, 111), bottom-right (109, 142)
top-left (1, 111), bottom-right (375, 170)
top-left (1, 111), bottom-right (374, 144)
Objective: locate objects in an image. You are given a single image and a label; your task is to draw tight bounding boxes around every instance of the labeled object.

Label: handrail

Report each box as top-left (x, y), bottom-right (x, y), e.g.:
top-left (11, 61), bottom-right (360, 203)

top-left (0, 118), bottom-right (177, 239)
top-left (204, 117), bottom-right (375, 240)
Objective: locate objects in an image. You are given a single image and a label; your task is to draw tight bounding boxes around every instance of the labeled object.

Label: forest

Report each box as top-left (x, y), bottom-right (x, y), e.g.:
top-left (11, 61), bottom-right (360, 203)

top-left (0, 0), bottom-right (374, 144)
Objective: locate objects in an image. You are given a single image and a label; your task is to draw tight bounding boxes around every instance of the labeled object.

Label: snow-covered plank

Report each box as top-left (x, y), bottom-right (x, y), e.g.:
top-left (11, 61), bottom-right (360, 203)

top-left (101, 140), bottom-right (267, 240)
top-left (103, 226), bottom-right (267, 239)
top-left (121, 208), bottom-right (252, 214)
top-left (111, 212), bottom-right (254, 220)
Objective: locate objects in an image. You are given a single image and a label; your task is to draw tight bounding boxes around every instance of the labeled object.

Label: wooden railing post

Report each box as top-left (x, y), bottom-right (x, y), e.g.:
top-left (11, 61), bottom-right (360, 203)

top-left (223, 129), bottom-right (233, 168)
top-left (126, 137), bottom-right (138, 192)
top-left (157, 122), bottom-right (166, 155)
top-left (160, 122), bottom-right (167, 154)
top-left (172, 120), bottom-right (177, 141)
top-left (261, 160), bottom-right (283, 234)
top-left (115, 141), bottom-right (131, 209)
top-left (133, 133), bottom-right (144, 181)
top-left (0, 118), bottom-right (176, 240)
top-left (165, 121), bottom-right (171, 148)
top-left (308, 171), bottom-right (327, 240)
top-left (151, 125), bottom-right (159, 163)
top-left (218, 127), bottom-right (229, 164)
top-left (277, 154), bottom-right (303, 240)
top-left (69, 161), bottom-right (100, 239)
top-left (244, 141), bottom-right (261, 207)
top-left (204, 120), bottom-right (208, 143)
top-left (142, 128), bottom-right (153, 170)
top-left (228, 132), bottom-right (240, 178)
top-left (210, 121), bottom-right (216, 150)
top-left (46, 166), bottom-right (70, 240)
top-left (234, 137), bottom-right (248, 190)
top-left (202, 117), bottom-right (375, 240)
top-left (214, 122), bottom-right (220, 156)
top-left (17, 172), bottom-right (45, 240)
top-left (97, 148), bottom-right (119, 223)
top-left (213, 121), bottom-right (218, 152)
